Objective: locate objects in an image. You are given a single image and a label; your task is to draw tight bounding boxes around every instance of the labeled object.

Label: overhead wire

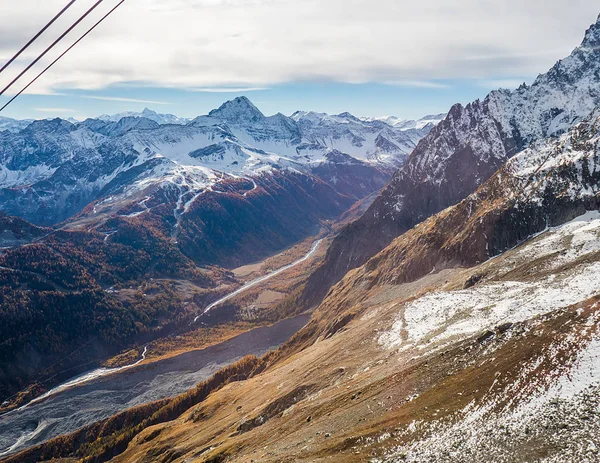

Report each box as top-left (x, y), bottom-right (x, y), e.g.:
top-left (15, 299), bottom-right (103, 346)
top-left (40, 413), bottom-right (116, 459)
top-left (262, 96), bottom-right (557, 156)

top-left (0, 0), bottom-right (78, 75)
top-left (0, 0), bottom-right (127, 114)
top-left (0, 0), bottom-right (106, 98)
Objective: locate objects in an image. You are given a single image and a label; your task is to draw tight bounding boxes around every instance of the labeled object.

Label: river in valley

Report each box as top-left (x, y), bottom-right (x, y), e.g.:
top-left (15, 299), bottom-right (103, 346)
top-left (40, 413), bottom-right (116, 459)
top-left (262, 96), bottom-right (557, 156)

top-left (0, 314), bottom-right (310, 458)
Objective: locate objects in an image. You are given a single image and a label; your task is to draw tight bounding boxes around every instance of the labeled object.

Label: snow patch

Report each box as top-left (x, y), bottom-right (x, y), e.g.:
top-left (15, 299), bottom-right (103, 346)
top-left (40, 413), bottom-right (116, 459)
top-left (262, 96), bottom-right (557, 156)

top-left (379, 211), bottom-right (600, 351)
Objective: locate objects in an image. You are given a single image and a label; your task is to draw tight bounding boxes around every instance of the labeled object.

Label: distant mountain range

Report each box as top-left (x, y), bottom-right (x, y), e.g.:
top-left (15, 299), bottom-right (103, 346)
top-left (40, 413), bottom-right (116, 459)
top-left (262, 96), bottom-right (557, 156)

top-left (360, 113), bottom-right (446, 130)
top-left (97, 108), bottom-right (192, 125)
top-left (0, 116), bottom-right (34, 133)
top-left (1, 107), bottom-right (444, 135)
top-left (0, 98), bottom-right (441, 227)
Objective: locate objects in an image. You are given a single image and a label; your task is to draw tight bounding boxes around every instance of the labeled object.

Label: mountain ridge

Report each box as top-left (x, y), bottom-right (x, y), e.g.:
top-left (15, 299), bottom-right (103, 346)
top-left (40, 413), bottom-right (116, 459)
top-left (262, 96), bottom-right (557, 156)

top-left (0, 97), bottom-right (438, 228)
top-left (301, 13), bottom-right (600, 308)
top-left (2, 13), bottom-right (600, 463)
top-left (11, 99), bottom-right (600, 463)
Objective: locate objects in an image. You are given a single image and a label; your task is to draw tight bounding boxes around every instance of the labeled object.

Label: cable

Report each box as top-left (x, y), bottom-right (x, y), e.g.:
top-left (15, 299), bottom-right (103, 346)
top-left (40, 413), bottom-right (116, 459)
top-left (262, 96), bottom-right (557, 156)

top-left (0, 0), bottom-right (105, 98)
top-left (0, 0), bottom-right (127, 114)
top-left (0, 0), bottom-right (78, 75)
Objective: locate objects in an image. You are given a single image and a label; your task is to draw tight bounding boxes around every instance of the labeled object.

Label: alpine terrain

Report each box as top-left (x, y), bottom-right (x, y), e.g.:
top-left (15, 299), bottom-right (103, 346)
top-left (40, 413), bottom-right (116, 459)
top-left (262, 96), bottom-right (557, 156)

top-left (0, 94), bottom-right (440, 449)
top-left (303, 14), bottom-right (600, 307)
top-left (1, 7), bottom-right (600, 463)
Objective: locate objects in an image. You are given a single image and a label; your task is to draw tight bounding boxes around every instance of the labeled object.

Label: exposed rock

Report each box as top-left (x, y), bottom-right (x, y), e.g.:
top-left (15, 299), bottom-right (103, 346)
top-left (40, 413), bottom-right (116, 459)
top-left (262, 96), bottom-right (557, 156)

top-left (302, 16), bottom-right (600, 309)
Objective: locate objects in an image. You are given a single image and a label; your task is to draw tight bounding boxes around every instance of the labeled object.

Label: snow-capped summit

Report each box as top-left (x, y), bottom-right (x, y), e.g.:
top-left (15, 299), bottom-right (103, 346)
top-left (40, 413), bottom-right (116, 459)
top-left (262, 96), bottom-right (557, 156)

top-left (208, 96), bottom-right (265, 124)
top-left (532, 14), bottom-right (600, 92)
top-left (290, 110), bottom-right (327, 123)
top-left (303, 13), bottom-right (600, 310)
top-left (582, 13), bottom-right (600, 47)
top-left (361, 114), bottom-right (446, 130)
top-left (98, 108), bottom-right (190, 125)
top-left (0, 116), bottom-right (34, 133)
top-left (335, 112), bottom-right (362, 123)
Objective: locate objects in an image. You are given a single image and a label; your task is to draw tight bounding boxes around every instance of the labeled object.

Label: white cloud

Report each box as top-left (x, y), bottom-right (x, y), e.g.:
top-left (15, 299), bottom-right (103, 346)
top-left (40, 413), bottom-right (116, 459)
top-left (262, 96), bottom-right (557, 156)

top-left (190, 87), bottom-right (268, 93)
top-left (0, 0), bottom-right (597, 94)
top-left (383, 80), bottom-right (451, 89)
top-left (73, 95), bottom-right (169, 105)
top-left (33, 107), bottom-right (75, 113)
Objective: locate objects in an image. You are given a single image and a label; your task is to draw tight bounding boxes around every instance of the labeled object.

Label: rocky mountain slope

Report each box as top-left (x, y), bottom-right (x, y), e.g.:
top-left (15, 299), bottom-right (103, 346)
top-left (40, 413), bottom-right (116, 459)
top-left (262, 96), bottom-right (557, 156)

top-left (324, 110), bottom-right (600, 314)
top-left (109, 210), bottom-right (600, 463)
top-left (303, 14), bottom-right (600, 308)
top-left (10, 95), bottom-right (600, 463)
top-left (0, 117), bottom-right (33, 134)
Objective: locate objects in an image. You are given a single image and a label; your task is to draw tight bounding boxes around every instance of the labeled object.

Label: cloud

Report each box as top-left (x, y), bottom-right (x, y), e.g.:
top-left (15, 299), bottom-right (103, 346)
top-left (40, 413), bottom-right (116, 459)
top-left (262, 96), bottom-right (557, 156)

top-left (73, 95), bottom-right (169, 105)
top-left (0, 0), bottom-right (598, 94)
top-left (33, 107), bottom-right (75, 113)
top-left (190, 87), bottom-right (268, 93)
top-left (383, 80), bottom-right (451, 89)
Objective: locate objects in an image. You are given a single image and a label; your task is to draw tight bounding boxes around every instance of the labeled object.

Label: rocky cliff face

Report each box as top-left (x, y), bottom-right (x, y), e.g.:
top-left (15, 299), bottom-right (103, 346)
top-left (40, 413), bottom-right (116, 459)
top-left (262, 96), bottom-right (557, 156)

top-left (354, 111), bottom-right (600, 291)
top-left (302, 15), bottom-right (600, 308)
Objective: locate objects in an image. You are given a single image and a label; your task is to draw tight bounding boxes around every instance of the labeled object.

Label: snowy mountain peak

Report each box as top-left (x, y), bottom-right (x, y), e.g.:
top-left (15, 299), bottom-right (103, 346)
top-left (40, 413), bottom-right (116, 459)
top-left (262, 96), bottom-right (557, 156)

top-left (140, 108), bottom-right (165, 121)
top-left (361, 113), bottom-right (446, 130)
top-left (290, 111), bottom-right (327, 123)
top-left (582, 13), bottom-right (600, 48)
top-left (208, 96), bottom-right (265, 124)
top-left (98, 108), bottom-right (189, 125)
top-left (26, 118), bottom-right (74, 134)
top-left (336, 111), bottom-right (361, 122)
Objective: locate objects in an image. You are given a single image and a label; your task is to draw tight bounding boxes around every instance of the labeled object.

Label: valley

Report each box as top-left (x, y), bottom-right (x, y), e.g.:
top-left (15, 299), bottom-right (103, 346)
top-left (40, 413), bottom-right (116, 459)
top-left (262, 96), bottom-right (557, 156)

top-left (0, 315), bottom-right (309, 458)
top-left (1, 8), bottom-right (600, 463)
top-left (0, 215), bottom-right (329, 412)
top-left (0, 96), bottom-right (418, 455)
top-left (0, 205), bottom-right (330, 457)
top-left (194, 238), bottom-right (323, 320)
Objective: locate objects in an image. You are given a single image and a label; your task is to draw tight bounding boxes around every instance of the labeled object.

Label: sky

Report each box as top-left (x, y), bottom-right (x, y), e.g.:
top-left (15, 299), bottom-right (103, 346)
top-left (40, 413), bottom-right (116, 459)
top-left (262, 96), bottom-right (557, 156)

top-left (0, 0), bottom-right (598, 121)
